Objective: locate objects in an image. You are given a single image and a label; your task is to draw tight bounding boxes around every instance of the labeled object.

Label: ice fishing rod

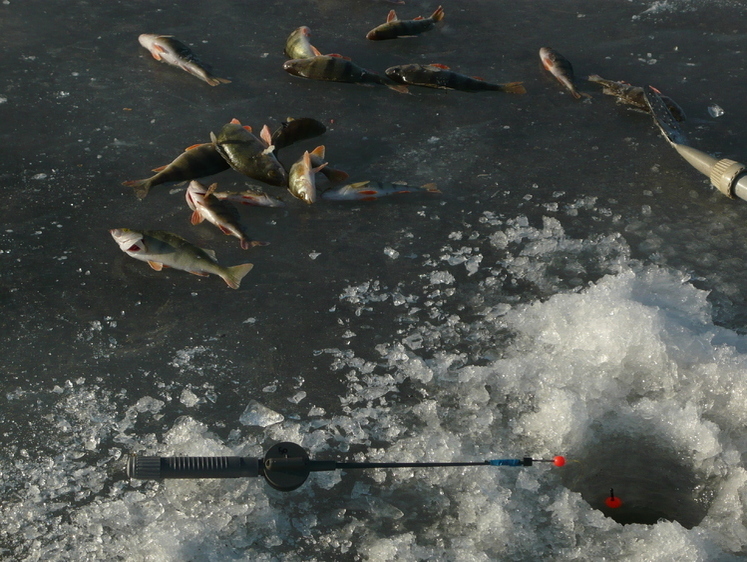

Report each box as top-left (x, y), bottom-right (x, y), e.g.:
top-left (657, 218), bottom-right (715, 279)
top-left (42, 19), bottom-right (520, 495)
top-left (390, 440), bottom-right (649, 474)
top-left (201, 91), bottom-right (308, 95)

top-left (644, 86), bottom-right (747, 202)
top-left (127, 441), bottom-right (566, 492)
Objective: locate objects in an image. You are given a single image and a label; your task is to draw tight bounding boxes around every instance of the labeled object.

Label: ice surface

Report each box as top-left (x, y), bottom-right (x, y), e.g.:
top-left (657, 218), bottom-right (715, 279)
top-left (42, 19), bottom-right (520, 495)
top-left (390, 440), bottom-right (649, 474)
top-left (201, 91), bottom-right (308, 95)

top-left (5, 0), bottom-right (747, 560)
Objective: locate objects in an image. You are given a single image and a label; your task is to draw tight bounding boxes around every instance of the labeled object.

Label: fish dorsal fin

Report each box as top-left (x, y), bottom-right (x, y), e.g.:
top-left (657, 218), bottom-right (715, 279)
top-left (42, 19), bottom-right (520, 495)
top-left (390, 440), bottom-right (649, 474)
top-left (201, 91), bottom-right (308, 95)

top-left (310, 145), bottom-right (326, 158)
top-left (348, 181), bottom-right (371, 189)
top-left (430, 63), bottom-right (450, 70)
top-left (184, 143), bottom-right (205, 151)
top-left (230, 118), bottom-right (242, 125)
top-left (413, 16), bottom-right (424, 20)
top-left (387, 10), bottom-right (398, 22)
top-left (204, 248), bottom-right (217, 261)
top-left (472, 76), bottom-right (485, 81)
top-left (327, 53), bottom-right (351, 61)
top-left (151, 165), bottom-right (167, 172)
top-left (259, 125), bottom-right (275, 154)
top-left (243, 125), bottom-right (252, 132)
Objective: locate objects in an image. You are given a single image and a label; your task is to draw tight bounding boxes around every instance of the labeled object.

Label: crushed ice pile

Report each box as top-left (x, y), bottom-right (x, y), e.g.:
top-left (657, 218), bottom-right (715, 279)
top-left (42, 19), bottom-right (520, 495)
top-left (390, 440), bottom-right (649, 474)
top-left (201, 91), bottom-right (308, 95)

top-left (3, 217), bottom-right (747, 560)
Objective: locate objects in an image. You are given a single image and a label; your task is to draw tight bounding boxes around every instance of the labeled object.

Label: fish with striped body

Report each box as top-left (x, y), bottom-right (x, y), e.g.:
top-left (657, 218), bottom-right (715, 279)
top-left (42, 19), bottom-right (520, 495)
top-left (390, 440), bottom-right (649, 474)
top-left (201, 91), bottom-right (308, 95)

top-left (539, 47), bottom-right (585, 99)
top-left (110, 228), bottom-right (253, 289)
top-left (288, 150), bottom-right (327, 204)
top-left (185, 181), bottom-right (269, 249)
top-left (283, 55), bottom-right (408, 93)
top-left (322, 180), bottom-right (440, 201)
top-left (385, 64), bottom-right (526, 93)
top-left (587, 75), bottom-right (686, 121)
top-left (271, 117), bottom-right (327, 154)
top-left (210, 119), bottom-right (288, 186)
top-left (138, 34), bottom-right (231, 86)
top-left (366, 5), bottom-right (445, 40)
top-left (122, 143), bottom-right (230, 199)
top-left (284, 26), bottom-right (323, 60)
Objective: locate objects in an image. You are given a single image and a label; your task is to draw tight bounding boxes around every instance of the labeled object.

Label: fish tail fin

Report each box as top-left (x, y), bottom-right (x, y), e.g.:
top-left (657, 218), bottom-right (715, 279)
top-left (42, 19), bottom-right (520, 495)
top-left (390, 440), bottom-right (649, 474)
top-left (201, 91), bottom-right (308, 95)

top-left (431, 5), bottom-right (445, 22)
top-left (502, 82), bottom-right (526, 94)
top-left (222, 263), bottom-right (254, 289)
top-left (207, 76), bottom-right (232, 86)
top-left (122, 179), bottom-right (151, 199)
top-left (387, 83), bottom-right (410, 94)
top-left (323, 168), bottom-right (350, 183)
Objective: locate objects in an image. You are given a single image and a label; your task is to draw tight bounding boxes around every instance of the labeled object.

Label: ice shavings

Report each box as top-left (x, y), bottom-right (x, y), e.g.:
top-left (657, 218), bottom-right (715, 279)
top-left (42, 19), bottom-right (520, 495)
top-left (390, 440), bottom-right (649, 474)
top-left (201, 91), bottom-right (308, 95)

top-left (239, 399), bottom-right (284, 427)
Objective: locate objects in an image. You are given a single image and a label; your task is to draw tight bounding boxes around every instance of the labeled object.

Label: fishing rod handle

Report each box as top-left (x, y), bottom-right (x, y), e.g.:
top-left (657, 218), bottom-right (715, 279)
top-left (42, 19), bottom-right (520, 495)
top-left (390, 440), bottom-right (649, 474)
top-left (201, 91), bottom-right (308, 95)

top-left (127, 455), bottom-right (262, 480)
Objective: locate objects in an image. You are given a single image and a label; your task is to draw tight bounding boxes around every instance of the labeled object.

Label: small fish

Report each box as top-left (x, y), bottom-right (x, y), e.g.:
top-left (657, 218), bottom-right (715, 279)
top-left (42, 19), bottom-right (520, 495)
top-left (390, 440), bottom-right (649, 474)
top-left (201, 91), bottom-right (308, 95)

top-left (271, 117), bottom-right (327, 154)
top-left (385, 64), bottom-right (526, 93)
top-left (185, 181), bottom-right (269, 250)
top-left (110, 228), bottom-right (253, 289)
top-left (366, 5), bottom-right (445, 40)
top-left (210, 119), bottom-right (288, 186)
top-left (283, 55), bottom-right (408, 93)
top-left (284, 26), bottom-right (323, 60)
top-left (540, 47), bottom-right (585, 99)
top-left (122, 143), bottom-right (230, 199)
top-left (307, 145), bottom-right (349, 183)
top-left (587, 75), bottom-right (686, 121)
top-left (288, 150), bottom-right (327, 204)
top-left (212, 189), bottom-right (286, 208)
top-left (138, 34), bottom-right (231, 86)
top-left (322, 180), bottom-right (440, 201)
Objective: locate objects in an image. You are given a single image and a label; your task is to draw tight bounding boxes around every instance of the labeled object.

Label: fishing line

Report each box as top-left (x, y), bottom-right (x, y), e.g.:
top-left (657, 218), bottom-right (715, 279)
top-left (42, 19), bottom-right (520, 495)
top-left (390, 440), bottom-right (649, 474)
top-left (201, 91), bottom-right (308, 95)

top-left (127, 441), bottom-right (566, 492)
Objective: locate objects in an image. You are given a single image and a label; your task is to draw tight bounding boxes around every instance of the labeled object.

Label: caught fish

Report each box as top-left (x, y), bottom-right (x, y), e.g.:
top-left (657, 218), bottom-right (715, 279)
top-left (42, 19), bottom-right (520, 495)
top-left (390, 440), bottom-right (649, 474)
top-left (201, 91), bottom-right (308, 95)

top-left (283, 55), bottom-right (408, 93)
top-left (185, 181), bottom-right (269, 250)
top-left (284, 26), bottom-right (323, 60)
top-left (212, 189), bottom-right (286, 208)
top-left (539, 47), bottom-right (585, 99)
top-left (288, 150), bottom-right (327, 204)
top-left (110, 228), bottom-right (253, 289)
top-left (366, 5), bottom-right (445, 40)
top-left (307, 145), bottom-right (349, 183)
top-left (210, 119), bottom-right (288, 186)
top-left (322, 180), bottom-right (440, 201)
top-left (271, 117), bottom-right (327, 154)
top-left (385, 63), bottom-right (526, 93)
top-left (587, 75), bottom-right (686, 121)
top-left (138, 34), bottom-right (231, 86)
top-left (122, 143), bottom-right (230, 199)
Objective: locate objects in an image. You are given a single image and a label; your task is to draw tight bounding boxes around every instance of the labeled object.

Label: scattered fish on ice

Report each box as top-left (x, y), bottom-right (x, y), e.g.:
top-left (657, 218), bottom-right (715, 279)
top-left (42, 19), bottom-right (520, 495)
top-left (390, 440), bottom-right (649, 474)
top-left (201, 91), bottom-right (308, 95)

top-left (322, 180), bottom-right (440, 201)
top-left (212, 188), bottom-right (286, 208)
top-left (385, 63), bottom-right (526, 93)
top-left (288, 150), bottom-right (327, 204)
top-left (138, 34), bottom-right (231, 86)
top-left (283, 55), bottom-right (408, 93)
top-left (588, 74), bottom-right (685, 121)
top-left (540, 47), bottom-right (586, 99)
top-left (284, 26), bottom-right (323, 60)
top-left (122, 142), bottom-right (230, 199)
top-left (270, 117), bottom-right (327, 154)
top-left (110, 228), bottom-right (253, 289)
top-left (210, 119), bottom-right (288, 186)
top-left (365, 5), bottom-right (445, 40)
top-left (185, 181), bottom-right (269, 249)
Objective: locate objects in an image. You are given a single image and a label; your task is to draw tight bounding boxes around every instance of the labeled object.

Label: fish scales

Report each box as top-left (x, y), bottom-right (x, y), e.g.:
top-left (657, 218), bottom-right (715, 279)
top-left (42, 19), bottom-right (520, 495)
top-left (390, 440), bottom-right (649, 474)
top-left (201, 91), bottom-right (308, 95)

top-left (122, 143), bottom-right (230, 199)
top-left (385, 64), bottom-right (525, 93)
top-left (366, 6), bottom-right (445, 40)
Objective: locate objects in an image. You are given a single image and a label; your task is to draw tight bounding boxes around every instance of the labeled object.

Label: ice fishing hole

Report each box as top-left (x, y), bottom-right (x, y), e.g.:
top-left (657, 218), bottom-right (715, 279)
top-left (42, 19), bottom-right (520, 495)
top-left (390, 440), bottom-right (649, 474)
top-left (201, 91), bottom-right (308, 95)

top-left (558, 422), bottom-right (711, 528)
